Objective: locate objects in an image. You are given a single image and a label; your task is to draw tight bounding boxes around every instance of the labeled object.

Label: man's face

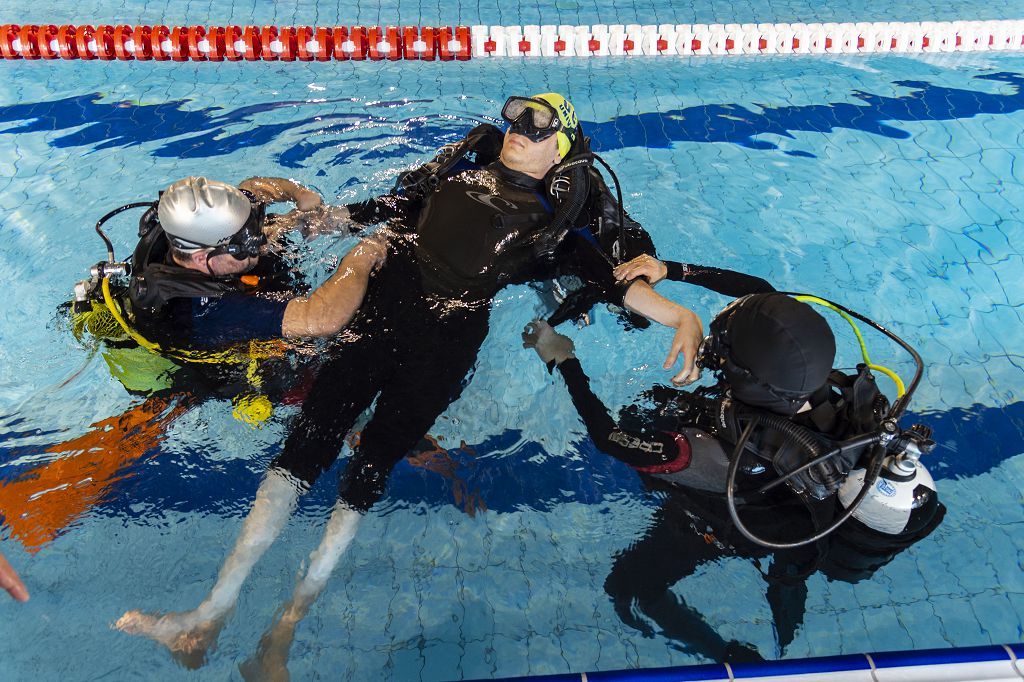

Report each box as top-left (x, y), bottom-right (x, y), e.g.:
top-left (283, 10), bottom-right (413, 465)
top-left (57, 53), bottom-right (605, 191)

top-left (499, 129), bottom-right (562, 179)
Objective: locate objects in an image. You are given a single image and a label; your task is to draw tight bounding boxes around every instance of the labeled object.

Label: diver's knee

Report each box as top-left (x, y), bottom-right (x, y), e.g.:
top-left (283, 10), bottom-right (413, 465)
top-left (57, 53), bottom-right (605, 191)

top-left (261, 467), bottom-right (309, 502)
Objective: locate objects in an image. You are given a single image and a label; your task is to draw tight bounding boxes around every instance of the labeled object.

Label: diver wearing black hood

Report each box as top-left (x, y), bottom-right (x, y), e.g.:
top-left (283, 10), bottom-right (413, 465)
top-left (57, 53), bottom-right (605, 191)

top-left (524, 284), bottom-right (945, 663)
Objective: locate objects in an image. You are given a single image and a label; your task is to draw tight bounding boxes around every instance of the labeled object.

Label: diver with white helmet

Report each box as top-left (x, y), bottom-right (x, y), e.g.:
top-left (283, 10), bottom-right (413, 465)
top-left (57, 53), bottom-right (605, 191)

top-left (65, 174), bottom-right (384, 432)
top-left (93, 175), bottom-right (384, 350)
top-left (524, 264), bottom-right (944, 662)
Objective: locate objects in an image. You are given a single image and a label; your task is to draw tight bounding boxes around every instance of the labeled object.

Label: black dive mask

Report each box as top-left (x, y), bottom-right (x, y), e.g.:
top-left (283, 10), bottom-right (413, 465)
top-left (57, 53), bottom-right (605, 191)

top-left (696, 295), bottom-right (746, 373)
top-left (502, 96), bottom-right (563, 142)
top-left (206, 200), bottom-right (267, 261)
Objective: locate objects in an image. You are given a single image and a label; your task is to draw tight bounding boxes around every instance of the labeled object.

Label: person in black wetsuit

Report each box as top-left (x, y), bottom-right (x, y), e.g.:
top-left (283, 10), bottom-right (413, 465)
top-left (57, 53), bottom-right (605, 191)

top-left (523, 269), bottom-right (945, 663)
top-left (10, 176), bottom-right (384, 561)
top-left (116, 93), bottom-right (706, 674)
top-left (125, 175), bottom-right (385, 350)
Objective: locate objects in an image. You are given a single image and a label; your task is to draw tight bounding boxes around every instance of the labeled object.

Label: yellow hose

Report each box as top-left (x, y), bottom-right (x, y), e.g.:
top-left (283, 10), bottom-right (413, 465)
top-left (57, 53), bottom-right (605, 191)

top-left (101, 276), bottom-right (163, 353)
top-left (795, 295), bottom-right (906, 397)
top-left (101, 276), bottom-right (276, 425)
top-left (101, 276), bottom-right (281, 366)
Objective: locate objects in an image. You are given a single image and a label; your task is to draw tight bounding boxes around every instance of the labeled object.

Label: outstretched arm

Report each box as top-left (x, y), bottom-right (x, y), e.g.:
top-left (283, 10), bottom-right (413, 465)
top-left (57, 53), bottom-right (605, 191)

top-left (622, 281), bottom-right (703, 386)
top-left (522, 321), bottom-right (687, 472)
top-left (238, 176), bottom-right (322, 210)
top-left (0, 551), bottom-right (28, 602)
top-left (614, 254), bottom-right (775, 297)
top-left (238, 177), bottom-right (366, 241)
top-left (562, 237), bottom-right (702, 384)
top-left (281, 236), bottom-right (388, 337)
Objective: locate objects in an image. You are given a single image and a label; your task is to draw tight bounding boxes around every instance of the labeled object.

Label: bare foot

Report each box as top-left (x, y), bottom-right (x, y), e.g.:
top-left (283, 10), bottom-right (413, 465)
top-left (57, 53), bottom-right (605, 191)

top-left (114, 610), bottom-right (224, 669)
top-left (239, 618), bottom-right (297, 682)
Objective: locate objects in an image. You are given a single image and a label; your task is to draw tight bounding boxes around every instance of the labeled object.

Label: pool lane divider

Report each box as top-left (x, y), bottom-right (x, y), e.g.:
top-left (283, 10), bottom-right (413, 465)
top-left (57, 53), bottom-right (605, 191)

top-left (2, 20), bottom-right (1024, 60)
top-left (472, 643), bottom-right (1024, 681)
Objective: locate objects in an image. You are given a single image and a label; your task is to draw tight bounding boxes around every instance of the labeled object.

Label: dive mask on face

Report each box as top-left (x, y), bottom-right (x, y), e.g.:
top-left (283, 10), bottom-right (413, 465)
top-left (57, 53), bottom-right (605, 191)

top-left (208, 201), bottom-right (267, 260)
top-left (696, 295), bottom-right (747, 372)
top-left (502, 96), bottom-right (563, 142)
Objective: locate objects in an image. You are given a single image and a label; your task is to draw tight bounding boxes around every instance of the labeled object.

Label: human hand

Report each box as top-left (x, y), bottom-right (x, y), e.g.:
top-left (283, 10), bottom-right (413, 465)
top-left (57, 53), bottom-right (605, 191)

top-left (522, 319), bottom-right (576, 366)
top-left (664, 308), bottom-right (702, 386)
top-left (267, 205), bottom-right (355, 243)
top-left (0, 551), bottom-right (28, 602)
top-left (613, 254), bottom-right (668, 285)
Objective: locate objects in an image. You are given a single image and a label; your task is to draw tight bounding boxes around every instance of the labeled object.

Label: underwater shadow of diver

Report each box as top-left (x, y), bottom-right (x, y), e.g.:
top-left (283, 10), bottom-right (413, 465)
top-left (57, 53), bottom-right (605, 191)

top-left (584, 72), bottom-right (1024, 157)
top-left (0, 398), bottom-right (1019, 533)
top-left (1, 73), bottom-right (1023, 165)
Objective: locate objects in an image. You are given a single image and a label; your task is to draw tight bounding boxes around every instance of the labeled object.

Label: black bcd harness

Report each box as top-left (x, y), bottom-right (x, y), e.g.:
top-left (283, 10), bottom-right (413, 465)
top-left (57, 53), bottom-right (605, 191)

top-left (127, 204), bottom-right (243, 312)
top-left (394, 123), bottom-right (599, 264)
top-left (719, 364), bottom-right (889, 503)
top-left (397, 124), bottom-right (648, 328)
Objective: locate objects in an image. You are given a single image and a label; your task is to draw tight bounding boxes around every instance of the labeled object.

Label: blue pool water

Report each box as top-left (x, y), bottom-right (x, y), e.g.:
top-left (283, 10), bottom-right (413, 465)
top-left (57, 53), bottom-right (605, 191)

top-left (1, 8), bottom-right (1023, 682)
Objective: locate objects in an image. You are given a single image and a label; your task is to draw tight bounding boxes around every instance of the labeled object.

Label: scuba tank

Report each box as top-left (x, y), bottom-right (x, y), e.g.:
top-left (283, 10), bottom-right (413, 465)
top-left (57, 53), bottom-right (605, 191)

top-left (838, 424), bottom-right (939, 535)
top-left (694, 293), bottom-right (943, 550)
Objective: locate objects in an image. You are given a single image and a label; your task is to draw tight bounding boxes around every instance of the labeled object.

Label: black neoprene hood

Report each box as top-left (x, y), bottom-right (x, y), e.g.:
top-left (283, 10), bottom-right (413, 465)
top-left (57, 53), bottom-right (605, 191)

top-left (715, 294), bottom-right (837, 413)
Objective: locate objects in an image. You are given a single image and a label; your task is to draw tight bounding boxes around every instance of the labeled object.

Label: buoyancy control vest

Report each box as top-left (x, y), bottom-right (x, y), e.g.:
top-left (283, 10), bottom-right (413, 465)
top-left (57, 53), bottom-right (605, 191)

top-left (639, 365), bottom-right (889, 503)
top-left (411, 162), bottom-right (555, 301)
top-left (396, 123), bottom-right (608, 265)
top-left (395, 123), bottom-right (656, 327)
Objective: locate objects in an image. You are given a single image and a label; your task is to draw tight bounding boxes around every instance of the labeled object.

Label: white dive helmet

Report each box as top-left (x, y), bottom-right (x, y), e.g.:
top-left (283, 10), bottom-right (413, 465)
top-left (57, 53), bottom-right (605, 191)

top-left (158, 177), bottom-right (252, 250)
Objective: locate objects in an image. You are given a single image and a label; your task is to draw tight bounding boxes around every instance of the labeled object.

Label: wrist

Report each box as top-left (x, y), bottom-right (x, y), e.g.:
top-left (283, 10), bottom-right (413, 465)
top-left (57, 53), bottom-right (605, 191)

top-left (546, 352), bottom-right (576, 374)
top-left (664, 260), bottom-right (688, 282)
top-left (296, 194), bottom-right (321, 211)
top-left (669, 305), bottom-right (691, 329)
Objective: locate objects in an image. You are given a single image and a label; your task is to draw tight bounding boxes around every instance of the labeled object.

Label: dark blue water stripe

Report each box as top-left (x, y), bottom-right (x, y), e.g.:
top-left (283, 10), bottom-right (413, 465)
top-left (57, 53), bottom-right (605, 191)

top-left (1, 397), bottom-right (1021, 520)
top-left (489, 674), bottom-right (582, 682)
top-left (590, 662), bottom-right (730, 680)
top-left (2, 74), bottom-right (1023, 165)
top-left (473, 644), bottom-right (1022, 682)
top-left (731, 653), bottom-right (870, 677)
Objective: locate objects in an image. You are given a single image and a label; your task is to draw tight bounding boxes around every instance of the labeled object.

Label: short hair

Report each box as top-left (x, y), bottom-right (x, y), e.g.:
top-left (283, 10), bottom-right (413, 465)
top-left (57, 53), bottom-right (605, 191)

top-left (169, 243), bottom-right (203, 265)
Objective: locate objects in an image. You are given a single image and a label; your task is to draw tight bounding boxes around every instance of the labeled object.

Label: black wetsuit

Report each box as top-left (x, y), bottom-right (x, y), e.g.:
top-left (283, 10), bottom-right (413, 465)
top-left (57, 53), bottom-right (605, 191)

top-left (273, 160), bottom-right (653, 512)
top-left (126, 234), bottom-right (313, 402)
top-left (551, 269), bottom-right (944, 662)
top-left (133, 251), bottom-right (299, 351)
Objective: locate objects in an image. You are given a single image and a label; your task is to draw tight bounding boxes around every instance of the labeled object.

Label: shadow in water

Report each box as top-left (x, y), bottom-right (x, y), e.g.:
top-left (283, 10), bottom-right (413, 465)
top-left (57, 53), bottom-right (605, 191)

top-left (1, 73), bottom-right (1023, 167)
top-left (0, 398), bottom-right (1020, 531)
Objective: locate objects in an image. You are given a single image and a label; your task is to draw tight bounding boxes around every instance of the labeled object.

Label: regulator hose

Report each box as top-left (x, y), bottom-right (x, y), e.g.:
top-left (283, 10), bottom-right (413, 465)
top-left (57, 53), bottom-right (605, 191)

top-left (95, 201), bottom-right (154, 263)
top-left (725, 416), bottom-right (886, 549)
top-left (533, 156), bottom-right (592, 261)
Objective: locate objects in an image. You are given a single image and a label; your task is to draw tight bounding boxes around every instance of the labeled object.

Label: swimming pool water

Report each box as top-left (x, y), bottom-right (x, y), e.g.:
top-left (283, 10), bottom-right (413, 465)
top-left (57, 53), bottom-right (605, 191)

top-left (0, 18), bottom-right (1023, 682)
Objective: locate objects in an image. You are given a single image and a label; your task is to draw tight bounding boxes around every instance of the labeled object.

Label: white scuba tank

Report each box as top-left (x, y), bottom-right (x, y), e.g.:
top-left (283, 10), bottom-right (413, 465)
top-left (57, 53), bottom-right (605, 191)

top-left (839, 455), bottom-right (937, 535)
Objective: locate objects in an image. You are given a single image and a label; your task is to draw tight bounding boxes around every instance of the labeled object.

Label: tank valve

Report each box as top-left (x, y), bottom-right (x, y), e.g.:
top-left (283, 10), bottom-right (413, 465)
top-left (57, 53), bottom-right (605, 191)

top-left (90, 261), bottom-right (130, 279)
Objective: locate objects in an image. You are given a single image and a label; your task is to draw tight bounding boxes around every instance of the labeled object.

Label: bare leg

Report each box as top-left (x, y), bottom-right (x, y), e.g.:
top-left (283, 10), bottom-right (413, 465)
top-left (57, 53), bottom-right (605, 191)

top-left (240, 502), bottom-right (362, 682)
top-left (115, 468), bottom-right (305, 668)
